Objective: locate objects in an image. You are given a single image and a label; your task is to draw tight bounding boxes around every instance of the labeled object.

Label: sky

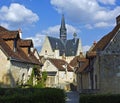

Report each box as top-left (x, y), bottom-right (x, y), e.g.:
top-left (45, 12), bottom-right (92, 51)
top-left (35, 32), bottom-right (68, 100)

top-left (0, 0), bottom-right (120, 52)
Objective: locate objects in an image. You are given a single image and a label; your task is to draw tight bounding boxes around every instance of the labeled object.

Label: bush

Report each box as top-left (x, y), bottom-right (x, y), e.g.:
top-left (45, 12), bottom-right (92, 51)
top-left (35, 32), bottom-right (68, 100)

top-left (0, 88), bottom-right (66, 103)
top-left (80, 94), bottom-right (120, 103)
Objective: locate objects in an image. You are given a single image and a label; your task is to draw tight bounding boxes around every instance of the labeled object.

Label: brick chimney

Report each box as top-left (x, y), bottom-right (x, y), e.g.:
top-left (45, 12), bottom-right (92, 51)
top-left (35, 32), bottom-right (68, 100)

top-left (93, 41), bottom-right (97, 45)
top-left (116, 15), bottom-right (120, 25)
top-left (18, 28), bottom-right (22, 38)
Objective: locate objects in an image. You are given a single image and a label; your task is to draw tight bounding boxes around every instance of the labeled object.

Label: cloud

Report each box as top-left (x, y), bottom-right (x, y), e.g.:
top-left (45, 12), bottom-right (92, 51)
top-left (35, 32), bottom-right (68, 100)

top-left (28, 24), bottom-right (79, 49)
top-left (27, 34), bottom-right (45, 48)
top-left (83, 45), bottom-right (91, 52)
top-left (97, 0), bottom-right (116, 5)
top-left (0, 22), bottom-right (10, 29)
top-left (42, 24), bottom-right (80, 38)
top-left (0, 3), bottom-right (39, 28)
top-left (50, 0), bottom-right (120, 28)
top-left (94, 22), bottom-right (114, 28)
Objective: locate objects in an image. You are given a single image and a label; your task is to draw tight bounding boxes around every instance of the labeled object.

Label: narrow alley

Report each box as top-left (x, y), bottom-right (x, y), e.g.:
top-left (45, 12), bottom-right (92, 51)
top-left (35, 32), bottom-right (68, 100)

top-left (66, 91), bottom-right (79, 103)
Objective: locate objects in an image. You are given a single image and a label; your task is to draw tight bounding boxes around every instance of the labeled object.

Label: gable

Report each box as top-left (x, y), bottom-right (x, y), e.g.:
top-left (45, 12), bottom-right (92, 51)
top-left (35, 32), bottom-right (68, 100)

top-left (42, 60), bottom-right (58, 72)
top-left (104, 30), bottom-right (120, 54)
top-left (40, 36), bottom-right (53, 56)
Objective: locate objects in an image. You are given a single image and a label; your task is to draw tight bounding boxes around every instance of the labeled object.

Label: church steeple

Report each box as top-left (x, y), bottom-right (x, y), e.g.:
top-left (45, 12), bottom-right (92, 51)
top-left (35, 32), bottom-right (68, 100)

top-left (60, 14), bottom-right (67, 43)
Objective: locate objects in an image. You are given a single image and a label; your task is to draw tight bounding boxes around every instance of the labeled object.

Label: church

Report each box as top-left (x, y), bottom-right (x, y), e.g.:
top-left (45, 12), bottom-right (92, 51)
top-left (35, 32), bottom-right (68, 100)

top-left (40, 15), bottom-right (82, 62)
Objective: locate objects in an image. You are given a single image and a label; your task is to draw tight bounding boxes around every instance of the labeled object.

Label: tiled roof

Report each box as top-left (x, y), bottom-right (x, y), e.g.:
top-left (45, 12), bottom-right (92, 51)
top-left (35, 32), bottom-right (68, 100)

top-left (0, 31), bottom-right (19, 39)
top-left (69, 52), bottom-right (89, 73)
top-left (92, 23), bottom-right (120, 52)
top-left (0, 26), bottom-right (40, 65)
top-left (76, 59), bottom-right (89, 73)
top-left (69, 53), bottom-right (86, 68)
top-left (48, 58), bottom-right (73, 72)
top-left (47, 36), bottom-right (80, 56)
top-left (0, 38), bottom-right (29, 63)
top-left (18, 39), bottom-right (33, 47)
top-left (0, 26), bottom-right (8, 31)
top-left (87, 23), bottom-right (120, 57)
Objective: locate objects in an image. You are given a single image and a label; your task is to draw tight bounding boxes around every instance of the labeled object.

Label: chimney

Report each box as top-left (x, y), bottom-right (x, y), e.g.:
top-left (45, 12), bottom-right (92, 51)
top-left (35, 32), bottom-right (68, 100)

top-left (116, 15), bottom-right (120, 25)
top-left (54, 49), bottom-right (59, 59)
top-left (79, 52), bottom-right (84, 58)
top-left (93, 41), bottom-right (97, 45)
top-left (18, 28), bottom-right (22, 38)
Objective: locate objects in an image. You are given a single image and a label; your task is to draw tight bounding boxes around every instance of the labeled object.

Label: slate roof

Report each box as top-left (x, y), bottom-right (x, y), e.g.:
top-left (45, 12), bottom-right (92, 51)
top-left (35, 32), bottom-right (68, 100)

top-left (47, 36), bottom-right (80, 56)
top-left (66, 39), bottom-right (79, 56)
top-left (48, 36), bottom-right (65, 55)
top-left (48, 58), bottom-right (73, 72)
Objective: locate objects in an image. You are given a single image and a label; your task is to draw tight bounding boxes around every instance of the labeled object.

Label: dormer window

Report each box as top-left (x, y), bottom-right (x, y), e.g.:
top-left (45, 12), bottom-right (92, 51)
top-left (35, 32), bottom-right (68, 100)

top-left (28, 47), bottom-right (31, 54)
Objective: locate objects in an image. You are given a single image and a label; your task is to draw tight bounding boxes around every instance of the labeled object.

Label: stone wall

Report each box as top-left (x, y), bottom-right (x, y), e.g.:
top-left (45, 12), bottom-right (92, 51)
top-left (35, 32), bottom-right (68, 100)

top-left (0, 49), bottom-right (11, 86)
top-left (40, 37), bottom-right (54, 58)
top-left (10, 61), bottom-right (33, 87)
top-left (0, 49), bottom-right (34, 87)
top-left (99, 54), bottom-right (120, 94)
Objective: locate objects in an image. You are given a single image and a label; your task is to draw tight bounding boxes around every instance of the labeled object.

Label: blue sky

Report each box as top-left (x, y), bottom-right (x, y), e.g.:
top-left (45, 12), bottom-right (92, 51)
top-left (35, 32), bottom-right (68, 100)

top-left (0, 0), bottom-right (120, 52)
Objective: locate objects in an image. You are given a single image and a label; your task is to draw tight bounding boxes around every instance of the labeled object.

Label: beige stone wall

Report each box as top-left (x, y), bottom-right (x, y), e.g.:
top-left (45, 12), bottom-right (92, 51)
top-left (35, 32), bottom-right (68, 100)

top-left (0, 49), bottom-right (11, 86)
top-left (67, 72), bottom-right (74, 83)
top-left (10, 61), bottom-right (33, 87)
top-left (0, 49), bottom-right (34, 87)
top-left (76, 39), bottom-right (83, 55)
top-left (42, 60), bottom-right (74, 88)
top-left (40, 37), bottom-right (54, 58)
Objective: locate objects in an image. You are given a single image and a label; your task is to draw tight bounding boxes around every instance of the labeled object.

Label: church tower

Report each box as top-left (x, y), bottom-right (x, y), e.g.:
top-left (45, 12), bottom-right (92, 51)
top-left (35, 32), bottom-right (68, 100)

top-left (60, 14), bottom-right (67, 43)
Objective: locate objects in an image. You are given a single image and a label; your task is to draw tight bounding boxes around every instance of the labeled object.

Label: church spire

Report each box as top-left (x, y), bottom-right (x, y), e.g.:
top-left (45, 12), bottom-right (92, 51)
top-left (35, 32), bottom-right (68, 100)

top-left (60, 14), bottom-right (67, 43)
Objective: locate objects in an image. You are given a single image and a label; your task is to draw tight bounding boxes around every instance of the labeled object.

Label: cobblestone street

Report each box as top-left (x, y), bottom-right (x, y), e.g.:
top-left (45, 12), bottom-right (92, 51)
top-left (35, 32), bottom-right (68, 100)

top-left (66, 91), bottom-right (79, 103)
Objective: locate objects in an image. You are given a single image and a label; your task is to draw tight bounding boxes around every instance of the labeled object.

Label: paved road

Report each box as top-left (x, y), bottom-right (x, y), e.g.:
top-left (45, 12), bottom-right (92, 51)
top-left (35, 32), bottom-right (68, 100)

top-left (66, 91), bottom-right (79, 103)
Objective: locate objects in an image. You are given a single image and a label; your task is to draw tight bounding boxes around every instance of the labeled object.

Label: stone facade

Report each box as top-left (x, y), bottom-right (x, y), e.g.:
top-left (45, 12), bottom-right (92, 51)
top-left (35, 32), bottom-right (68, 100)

top-left (41, 59), bottom-right (74, 89)
top-left (0, 26), bottom-right (41, 88)
top-left (75, 15), bottom-right (120, 94)
top-left (40, 36), bottom-right (54, 58)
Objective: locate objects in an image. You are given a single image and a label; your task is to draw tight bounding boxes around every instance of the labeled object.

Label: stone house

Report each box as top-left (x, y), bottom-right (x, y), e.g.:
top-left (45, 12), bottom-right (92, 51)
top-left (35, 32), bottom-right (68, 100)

top-left (0, 26), bottom-right (41, 87)
top-left (41, 58), bottom-right (74, 89)
top-left (73, 15), bottom-right (120, 94)
top-left (69, 52), bottom-right (90, 92)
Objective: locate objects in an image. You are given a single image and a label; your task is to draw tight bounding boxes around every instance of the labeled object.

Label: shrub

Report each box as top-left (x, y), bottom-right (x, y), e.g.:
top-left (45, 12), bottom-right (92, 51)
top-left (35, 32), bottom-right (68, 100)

top-left (0, 88), bottom-right (66, 103)
top-left (80, 94), bottom-right (120, 103)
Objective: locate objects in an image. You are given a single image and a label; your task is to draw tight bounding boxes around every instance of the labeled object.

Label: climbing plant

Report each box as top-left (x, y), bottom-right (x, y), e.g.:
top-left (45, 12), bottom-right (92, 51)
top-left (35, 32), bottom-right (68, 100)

top-left (34, 71), bottom-right (47, 88)
top-left (27, 65), bottom-right (47, 88)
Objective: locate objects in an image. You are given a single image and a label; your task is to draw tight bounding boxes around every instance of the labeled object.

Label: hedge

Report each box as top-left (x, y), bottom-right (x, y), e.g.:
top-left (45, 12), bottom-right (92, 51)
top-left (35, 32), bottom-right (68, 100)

top-left (0, 88), bottom-right (66, 103)
top-left (80, 94), bottom-right (120, 103)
